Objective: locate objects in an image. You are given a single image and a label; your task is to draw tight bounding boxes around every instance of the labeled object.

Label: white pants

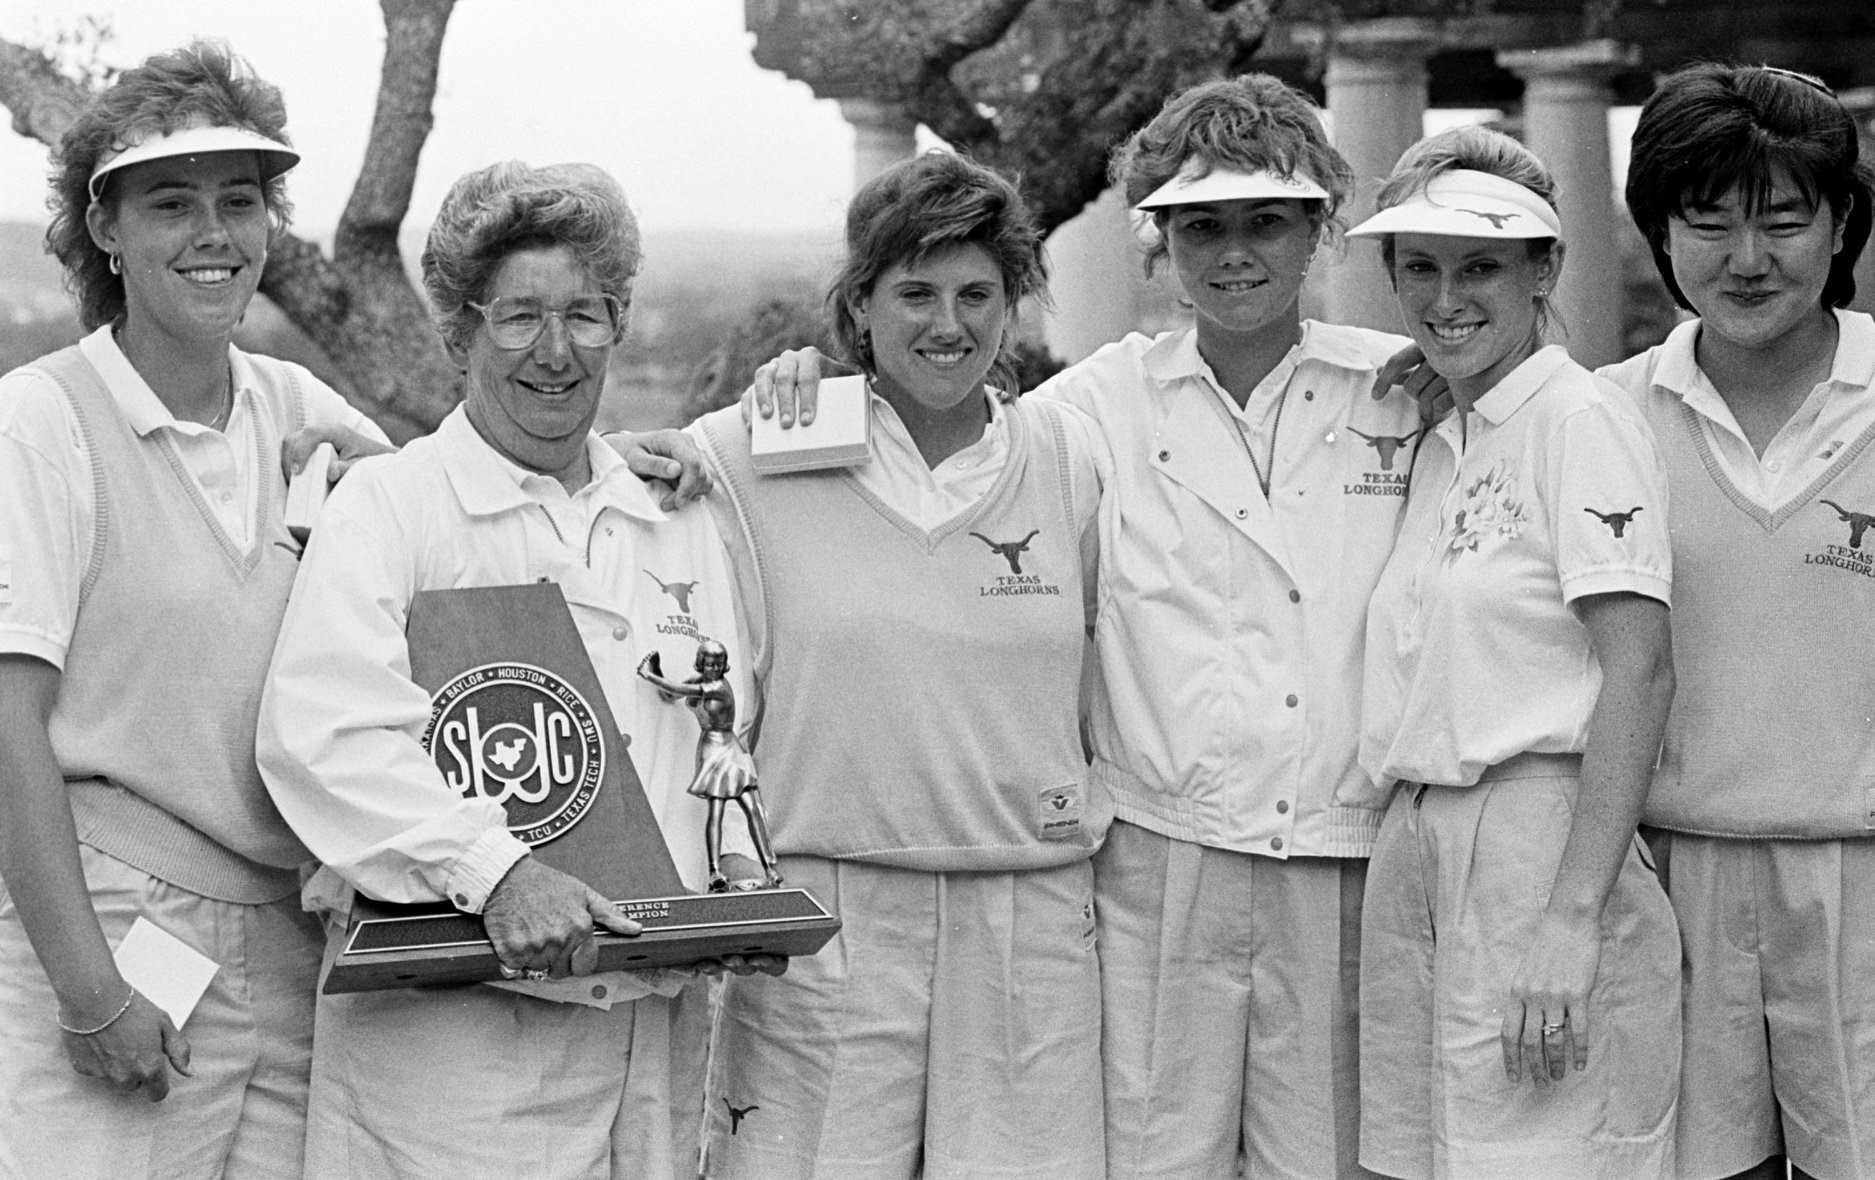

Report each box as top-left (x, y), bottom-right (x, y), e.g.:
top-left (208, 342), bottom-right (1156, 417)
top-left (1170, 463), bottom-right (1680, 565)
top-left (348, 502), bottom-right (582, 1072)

top-left (1096, 820), bottom-right (1372, 1179)
top-left (304, 940), bottom-right (711, 1180)
top-left (701, 855), bottom-right (1104, 1180)
top-left (1649, 830), bottom-right (1875, 1180)
top-left (0, 844), bottom-right (321, 1180)
top-left (1361, 759), bottom-right (1680, 1180)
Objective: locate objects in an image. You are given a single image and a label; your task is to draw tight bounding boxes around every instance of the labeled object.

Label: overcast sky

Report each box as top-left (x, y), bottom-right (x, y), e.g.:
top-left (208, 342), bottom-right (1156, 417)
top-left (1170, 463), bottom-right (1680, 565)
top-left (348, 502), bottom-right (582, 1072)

top-left (0, 0), bottom-right (857, 238)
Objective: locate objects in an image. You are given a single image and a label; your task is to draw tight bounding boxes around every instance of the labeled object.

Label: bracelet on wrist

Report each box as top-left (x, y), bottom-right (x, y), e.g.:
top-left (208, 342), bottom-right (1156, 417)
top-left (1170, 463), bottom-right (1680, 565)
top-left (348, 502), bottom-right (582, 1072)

top-left (57, 985), bottom-right (136, 1036)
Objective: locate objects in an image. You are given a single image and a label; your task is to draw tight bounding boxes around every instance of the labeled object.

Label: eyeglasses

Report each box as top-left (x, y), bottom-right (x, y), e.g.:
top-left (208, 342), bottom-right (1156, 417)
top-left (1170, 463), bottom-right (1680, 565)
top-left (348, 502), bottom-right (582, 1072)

top-left (467, 295), bottom-right (625, 350)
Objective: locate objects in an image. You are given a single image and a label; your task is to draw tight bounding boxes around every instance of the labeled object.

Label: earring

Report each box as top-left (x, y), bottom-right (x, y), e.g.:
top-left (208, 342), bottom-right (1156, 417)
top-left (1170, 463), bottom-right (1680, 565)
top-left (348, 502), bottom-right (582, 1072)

top-left (108, 253), bottom-right (121, 276)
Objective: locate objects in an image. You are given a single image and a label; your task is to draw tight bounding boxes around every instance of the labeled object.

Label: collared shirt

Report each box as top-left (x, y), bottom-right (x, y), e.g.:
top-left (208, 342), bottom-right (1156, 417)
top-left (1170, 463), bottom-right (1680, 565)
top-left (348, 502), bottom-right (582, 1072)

top-left (1036, 322), bottom-right (1422, 858)
top-left (853, 386), bottom-right (1106, 540)
top-left (691, 386), bottom-right (1110, 650)
top-left (257, 408), bottom-right (753, 1006)
top-left (1362, 346), bottom-right (1672, 788)
top-left (0, 325), bottom-right (384, 668)
top-left (1597, 309), bottom-right (1875, 511)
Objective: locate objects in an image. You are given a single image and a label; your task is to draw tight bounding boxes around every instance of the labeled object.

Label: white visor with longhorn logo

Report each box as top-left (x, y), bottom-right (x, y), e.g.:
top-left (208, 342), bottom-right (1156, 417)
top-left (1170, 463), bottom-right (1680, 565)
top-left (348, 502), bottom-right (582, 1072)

top-left (89, 121), bottom-right (299, 202)
top-left (1134, 163), bottom-right (1330, 210)
top-left (1347, 170), bottom-right (1562, 240)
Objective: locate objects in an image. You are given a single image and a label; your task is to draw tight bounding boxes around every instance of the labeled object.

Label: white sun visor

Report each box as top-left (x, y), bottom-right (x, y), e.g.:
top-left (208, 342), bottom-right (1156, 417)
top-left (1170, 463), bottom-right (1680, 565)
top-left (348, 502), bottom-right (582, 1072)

top-left (1134, 164), bottom-right (1330, 210)
top-left (90, 122), bottom-right (299, 201)
top-left (1346, 169), bottom-right (1562, 240)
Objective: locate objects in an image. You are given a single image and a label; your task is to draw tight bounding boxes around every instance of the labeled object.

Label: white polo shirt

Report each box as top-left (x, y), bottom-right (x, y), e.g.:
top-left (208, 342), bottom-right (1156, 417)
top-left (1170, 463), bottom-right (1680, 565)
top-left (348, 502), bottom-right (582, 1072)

top-left (1036, 322), bottom-right (1422, 858)
top-left (1361, 346), bottom-right (1672, 788)
top-left (0, 326), bottom-right (384, 668)
top-left (257, 409), bottom-right (753, 1003)
top-left (1598, 309), bottom-right (1875, 511)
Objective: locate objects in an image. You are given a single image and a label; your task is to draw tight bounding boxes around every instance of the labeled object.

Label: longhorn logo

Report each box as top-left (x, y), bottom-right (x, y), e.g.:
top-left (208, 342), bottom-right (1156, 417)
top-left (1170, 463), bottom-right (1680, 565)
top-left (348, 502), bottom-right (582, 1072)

top-left (1820, 499), bottom-right (1875, 549)
top-left (645, 570), bottom-right (698, 613)
top-left (970, 529), bottom-right (1041, 574)
top-left (1349, 427), bottom-right (1420, 471)
top-left (724, 1099), bottom-right (759, 1135)
top-left (1584, 506), bottom-right (1643, 538)
top-left (1459, 208), bottom-right (1518, 229)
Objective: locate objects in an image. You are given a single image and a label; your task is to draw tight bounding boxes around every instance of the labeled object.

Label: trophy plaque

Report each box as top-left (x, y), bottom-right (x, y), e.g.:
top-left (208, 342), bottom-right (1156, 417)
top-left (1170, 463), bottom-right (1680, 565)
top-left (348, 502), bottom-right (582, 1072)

top-left (322, 582), bottom-right (838, 994)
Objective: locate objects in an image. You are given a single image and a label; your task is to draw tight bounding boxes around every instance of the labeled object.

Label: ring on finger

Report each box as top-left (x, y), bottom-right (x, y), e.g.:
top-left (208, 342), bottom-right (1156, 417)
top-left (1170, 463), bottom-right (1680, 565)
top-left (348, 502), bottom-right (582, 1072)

top-left (521, 967), bottom-right (550, 983)
top-left (1540, 1021), bottom-right (1566, 1038)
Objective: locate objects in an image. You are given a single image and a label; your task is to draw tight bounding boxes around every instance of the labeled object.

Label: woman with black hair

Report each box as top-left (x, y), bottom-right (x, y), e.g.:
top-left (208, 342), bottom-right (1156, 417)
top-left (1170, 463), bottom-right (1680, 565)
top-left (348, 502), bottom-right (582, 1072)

top-left (1606, 62), bottom-right (1875, 1180)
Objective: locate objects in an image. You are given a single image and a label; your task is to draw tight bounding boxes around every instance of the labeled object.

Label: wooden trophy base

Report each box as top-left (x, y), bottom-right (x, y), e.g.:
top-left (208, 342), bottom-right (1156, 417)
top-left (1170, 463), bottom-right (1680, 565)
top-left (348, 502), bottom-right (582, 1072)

top-left (324, 887), bottom-right (838, 993)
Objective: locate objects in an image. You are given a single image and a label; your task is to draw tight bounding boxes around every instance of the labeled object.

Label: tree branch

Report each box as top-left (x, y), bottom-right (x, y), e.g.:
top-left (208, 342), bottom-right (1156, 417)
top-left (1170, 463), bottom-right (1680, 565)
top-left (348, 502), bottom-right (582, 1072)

top-left (335, 0), bottom-right (454, 263)
top-left (924, 0), bottom-right (1036, 71)
top-left (0, 37), bottom-right (88, 147)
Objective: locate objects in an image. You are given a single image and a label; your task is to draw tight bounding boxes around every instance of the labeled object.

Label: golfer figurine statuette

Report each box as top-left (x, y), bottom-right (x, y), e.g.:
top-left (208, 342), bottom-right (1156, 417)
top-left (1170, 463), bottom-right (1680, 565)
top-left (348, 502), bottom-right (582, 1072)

top-left (638, 639), bottom-right (784, 891)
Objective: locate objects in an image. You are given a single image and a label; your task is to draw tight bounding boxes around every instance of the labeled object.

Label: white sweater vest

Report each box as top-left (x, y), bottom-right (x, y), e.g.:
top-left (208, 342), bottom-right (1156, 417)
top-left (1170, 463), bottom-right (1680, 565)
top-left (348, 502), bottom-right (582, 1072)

top-left (33, 344), bottom-right (310, 901)
top-left (698, 397), bottom-right (1108, 870)
top-left (1642, 395), bottom-right (1875, 838)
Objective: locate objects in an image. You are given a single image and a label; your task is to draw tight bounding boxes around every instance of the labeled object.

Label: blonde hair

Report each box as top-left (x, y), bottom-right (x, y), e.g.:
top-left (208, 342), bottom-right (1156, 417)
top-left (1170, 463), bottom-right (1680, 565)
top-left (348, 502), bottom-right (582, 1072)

top-left (1374, 124), bottom-right (1564, 336)
top-left (1111, 74), bottom-right (1352, 276)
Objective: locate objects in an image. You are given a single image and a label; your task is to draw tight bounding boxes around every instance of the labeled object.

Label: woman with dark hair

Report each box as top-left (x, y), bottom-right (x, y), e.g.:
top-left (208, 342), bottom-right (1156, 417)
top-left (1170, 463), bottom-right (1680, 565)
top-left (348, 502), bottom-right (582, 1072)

top-left (0, 41), bottom-right (386, 1178)
top-left (1607, 63), bottom-right (1875, 1180)
top-left (723, 76), bottom-right (1422, 1178)
top-left (687, 150), bottom-right (1111, 1180)
top-left (257, 159), bottom-right (770, 1179)
top-left (1351, 124), bottom-right (1680, 1179)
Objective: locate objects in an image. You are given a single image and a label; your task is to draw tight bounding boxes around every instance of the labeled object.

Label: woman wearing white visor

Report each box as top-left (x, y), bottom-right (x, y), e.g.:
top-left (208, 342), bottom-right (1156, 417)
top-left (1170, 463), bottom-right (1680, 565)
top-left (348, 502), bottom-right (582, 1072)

top-left (0, 43), bottom-right (386, 1178)
top-left (728, 76), bottom-right (1424, 1178)
top-left (1349, 125), bottom-right (1681, 1179)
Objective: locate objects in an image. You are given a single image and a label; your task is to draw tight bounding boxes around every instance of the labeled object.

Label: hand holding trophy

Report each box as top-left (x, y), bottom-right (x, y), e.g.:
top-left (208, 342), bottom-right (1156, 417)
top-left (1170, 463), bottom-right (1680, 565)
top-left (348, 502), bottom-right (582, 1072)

top-left (637, 641), bottom-right (783, 891)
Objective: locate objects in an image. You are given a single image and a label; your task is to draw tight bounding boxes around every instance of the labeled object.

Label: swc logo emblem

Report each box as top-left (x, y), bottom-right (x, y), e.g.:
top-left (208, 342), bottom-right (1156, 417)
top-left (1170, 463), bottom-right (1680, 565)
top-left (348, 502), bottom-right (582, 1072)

top-left (423, 662), bottom-right (605, 846)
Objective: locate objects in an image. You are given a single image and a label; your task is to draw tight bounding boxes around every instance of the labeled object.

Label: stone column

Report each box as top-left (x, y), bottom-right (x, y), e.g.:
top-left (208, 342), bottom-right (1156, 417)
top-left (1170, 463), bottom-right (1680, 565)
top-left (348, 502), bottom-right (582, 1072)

top-left (1042, 188), bottom-right (1150, 365)
top-left (1499, 40), bottom-right (1639, 370)
top-left (837, 98), bottom-right (916, 192)
top-left (1298, 19), bottom-right (1438, 334)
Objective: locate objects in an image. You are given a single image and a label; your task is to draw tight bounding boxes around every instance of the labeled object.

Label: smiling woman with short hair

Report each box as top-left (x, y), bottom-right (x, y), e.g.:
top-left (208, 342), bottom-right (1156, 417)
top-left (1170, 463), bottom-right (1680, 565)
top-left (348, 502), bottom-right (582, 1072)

top-left (687, 150), bottom-right (1113, 1180)
top-left (0, 40), bottom-right (387, 1178)
top-left (256, 158), bottom-right (774, 1179)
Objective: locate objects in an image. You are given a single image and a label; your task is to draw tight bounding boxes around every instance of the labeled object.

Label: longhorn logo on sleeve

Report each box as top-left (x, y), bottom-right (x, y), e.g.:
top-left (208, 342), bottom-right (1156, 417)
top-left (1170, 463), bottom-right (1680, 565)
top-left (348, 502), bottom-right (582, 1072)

top-left (1584, 506), bottom-right (1643, 537)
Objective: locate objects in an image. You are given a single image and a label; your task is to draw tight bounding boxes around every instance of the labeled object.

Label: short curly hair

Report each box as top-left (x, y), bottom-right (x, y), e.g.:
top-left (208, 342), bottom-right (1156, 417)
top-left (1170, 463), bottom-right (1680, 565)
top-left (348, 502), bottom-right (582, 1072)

top-left (420, 160), bottom-right (643, 355)
top-left (1625, 62), bottom-right (1873, 311)
top-left (47, 40), bottom-right (294, 331)
top-left (827, 151), bottom-right (1047, 396)
top-left (1111, 74), bottom-right (1353, 277)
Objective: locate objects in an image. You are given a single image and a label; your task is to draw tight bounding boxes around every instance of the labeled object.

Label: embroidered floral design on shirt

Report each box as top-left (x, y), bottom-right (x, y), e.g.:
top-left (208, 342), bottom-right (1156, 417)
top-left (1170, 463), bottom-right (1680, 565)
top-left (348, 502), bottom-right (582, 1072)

top-left (1443, 461), bottom-right (1528, 561)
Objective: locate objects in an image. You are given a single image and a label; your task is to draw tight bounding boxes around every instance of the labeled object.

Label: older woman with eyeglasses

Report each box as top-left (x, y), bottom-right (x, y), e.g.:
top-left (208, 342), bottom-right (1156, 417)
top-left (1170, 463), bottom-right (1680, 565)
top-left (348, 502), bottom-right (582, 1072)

top-left (257, 159), bottom-right (770, 1180)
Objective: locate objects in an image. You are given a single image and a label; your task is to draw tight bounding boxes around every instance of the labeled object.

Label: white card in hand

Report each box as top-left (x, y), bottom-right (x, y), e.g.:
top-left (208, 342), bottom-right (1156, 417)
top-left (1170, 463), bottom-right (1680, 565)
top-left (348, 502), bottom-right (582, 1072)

top-left (284, 441), bottom-right (336, 543)
top-left (750, 374), bottom-right (872, 473)
top-left (114, 917), bottom-right (218, 1028)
